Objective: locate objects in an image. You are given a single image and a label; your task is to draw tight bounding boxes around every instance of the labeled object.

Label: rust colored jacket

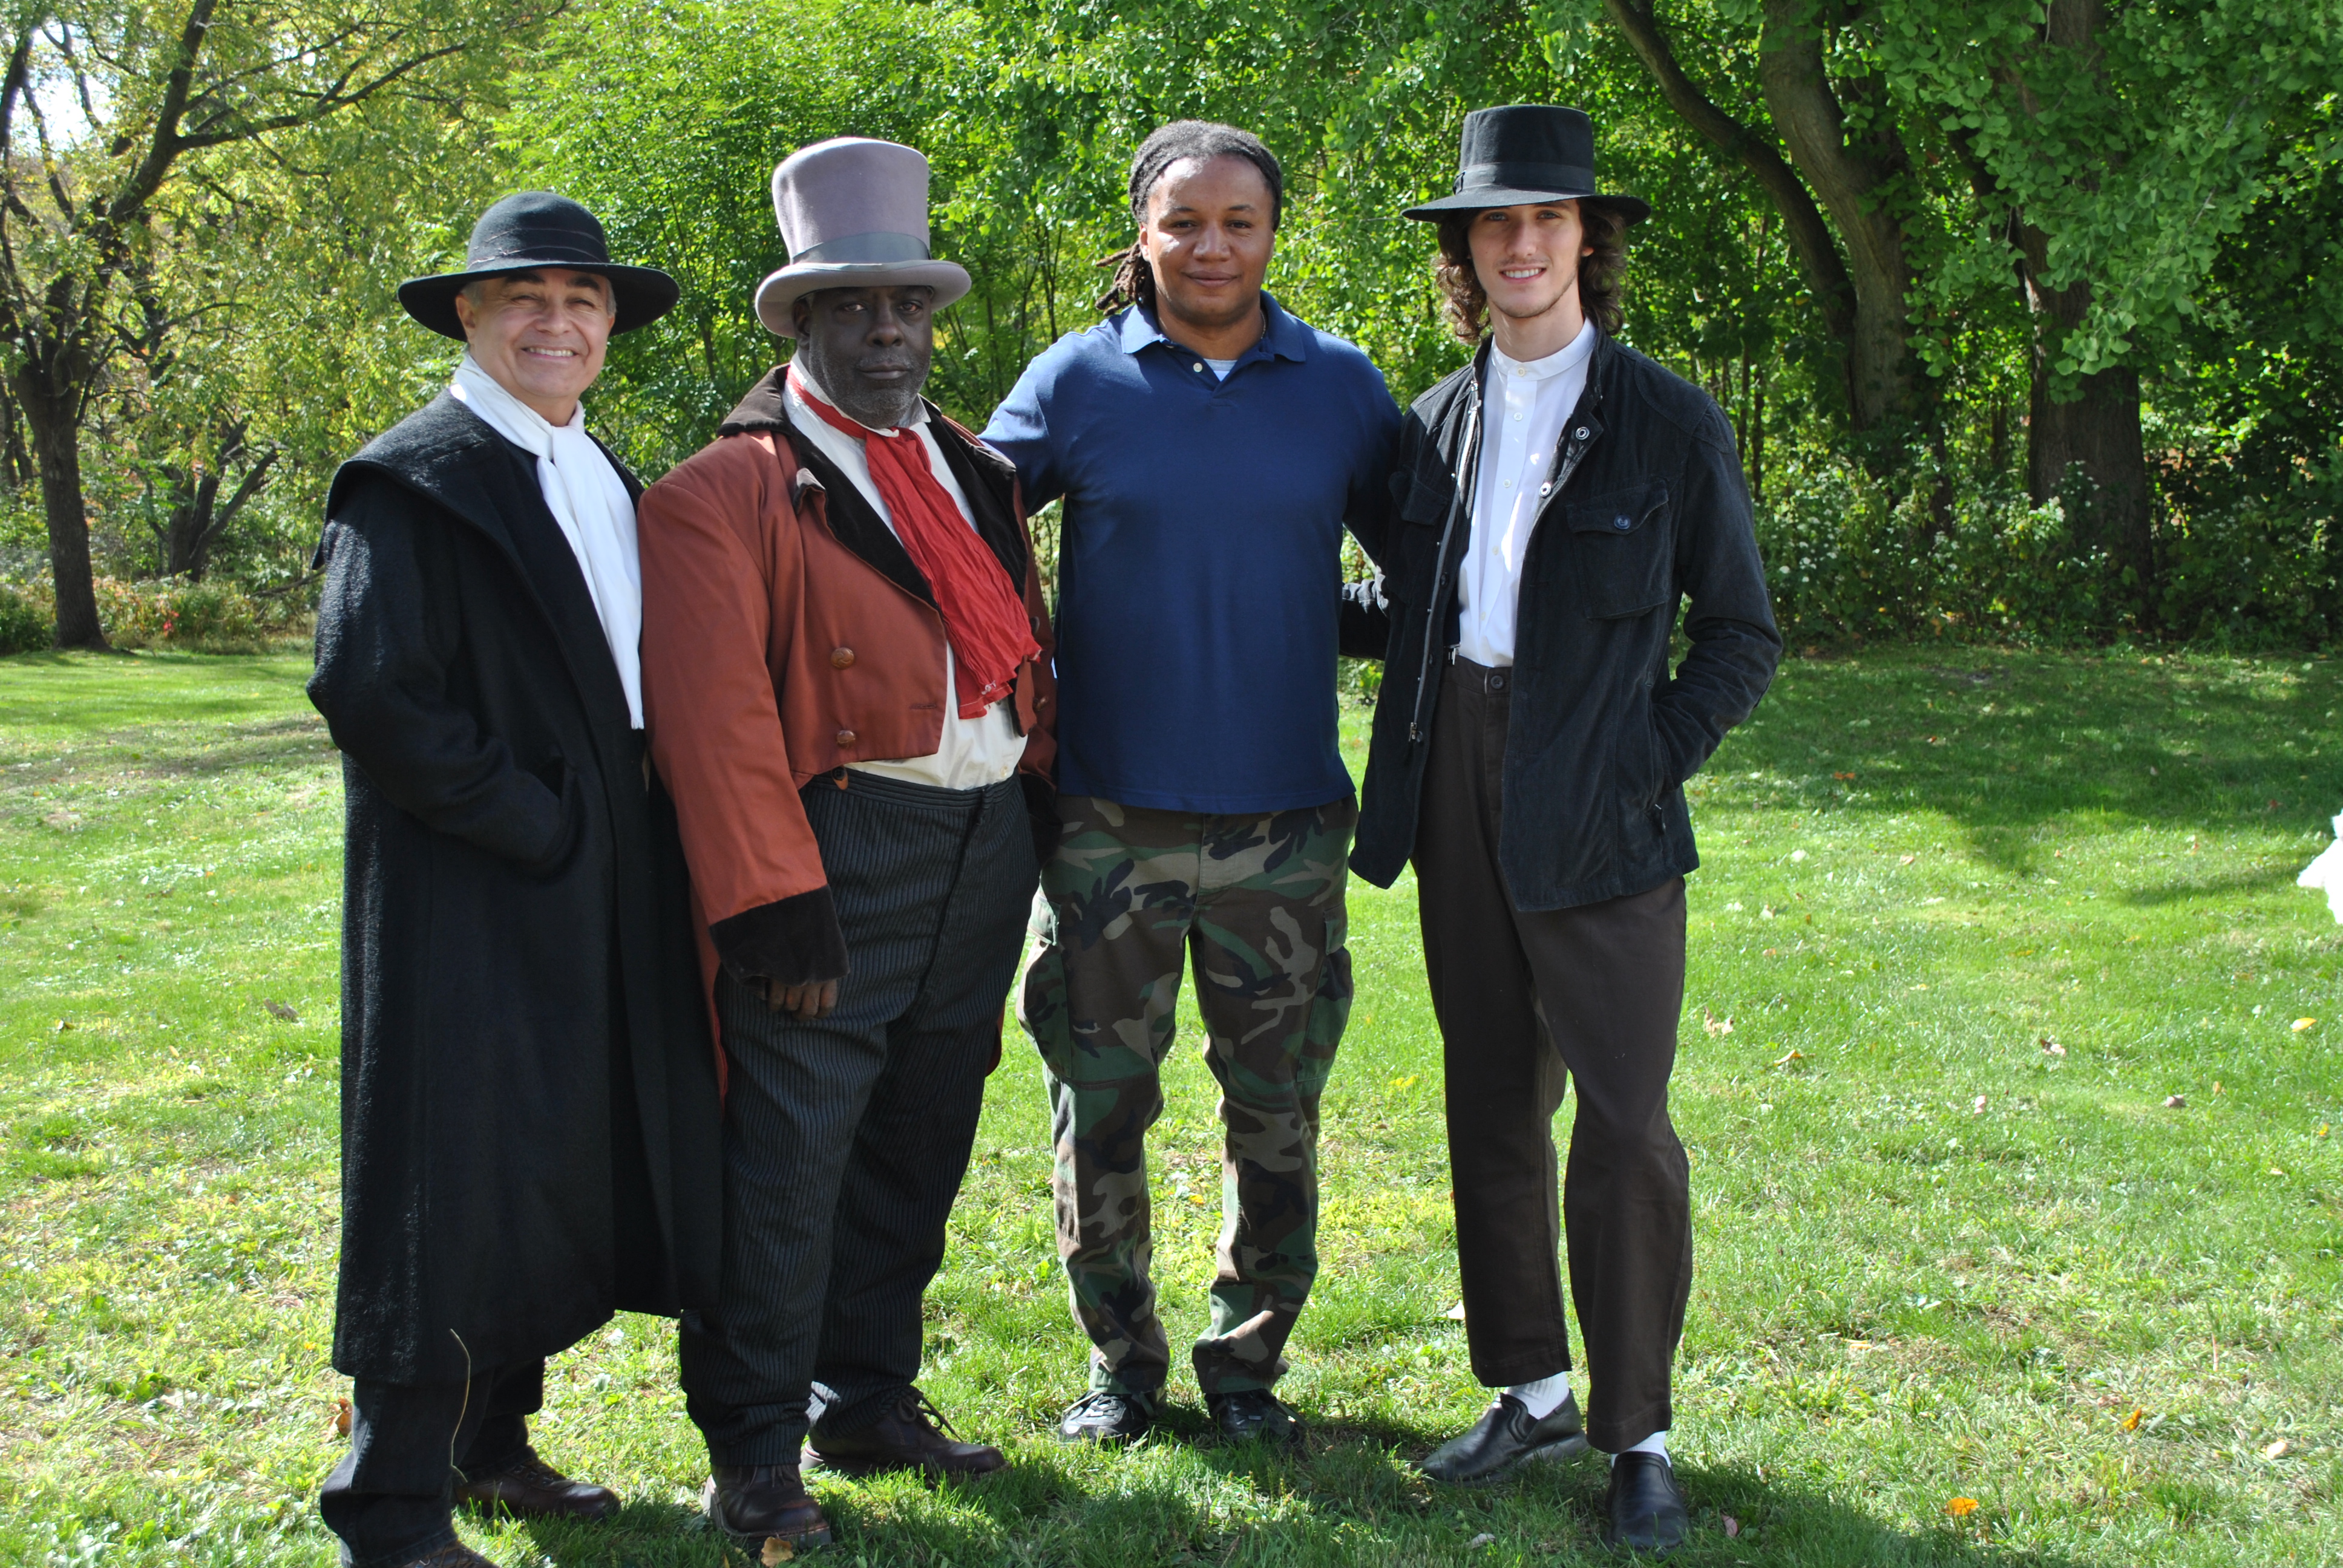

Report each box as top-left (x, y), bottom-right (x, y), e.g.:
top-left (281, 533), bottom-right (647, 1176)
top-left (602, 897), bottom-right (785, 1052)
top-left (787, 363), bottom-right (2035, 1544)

top-left (638, 370), bottom-right (1056, 994)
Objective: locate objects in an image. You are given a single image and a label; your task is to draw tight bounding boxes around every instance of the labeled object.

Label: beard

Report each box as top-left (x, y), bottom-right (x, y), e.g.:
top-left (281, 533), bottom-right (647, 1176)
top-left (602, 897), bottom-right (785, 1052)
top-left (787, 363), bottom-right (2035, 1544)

top-left (793, 332), bottom-right (930, 429)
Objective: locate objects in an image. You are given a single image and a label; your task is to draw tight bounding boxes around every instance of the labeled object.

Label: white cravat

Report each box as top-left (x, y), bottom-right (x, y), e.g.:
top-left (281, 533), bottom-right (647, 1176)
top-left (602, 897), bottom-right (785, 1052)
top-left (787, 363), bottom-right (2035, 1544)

top-left (783, 364), bottom-right (1025, 789)
top-left (1457, 321), bottom-right (1598, 668)
top-left (450, 355), bottom-right (644, 727)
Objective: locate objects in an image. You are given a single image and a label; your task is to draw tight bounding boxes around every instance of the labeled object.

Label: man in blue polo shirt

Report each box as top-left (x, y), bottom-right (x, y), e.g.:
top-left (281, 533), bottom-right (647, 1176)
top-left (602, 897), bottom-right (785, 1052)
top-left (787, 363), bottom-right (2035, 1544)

top-left (985, 120), bottom-right (1399, 1448)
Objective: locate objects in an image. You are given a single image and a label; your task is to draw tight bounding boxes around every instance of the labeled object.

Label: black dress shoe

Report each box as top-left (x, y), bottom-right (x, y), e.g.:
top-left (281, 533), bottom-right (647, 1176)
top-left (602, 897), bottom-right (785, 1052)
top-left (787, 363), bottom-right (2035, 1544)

top-left (806, 1387), bottom-right (1006, 1478)
top-left (454, 1445), bottom-right (620, 1521)
top-left (1207, 1388), bottom-right (1302, 1447)
top-left (1055, 1388), bottom-right (1153, 1444)
top-left (1417, 1392), bottom-right (1589, 1485)
top-left (703, 1464), bottom-right (832, 1547)
top-left (1603, 1450), bottom-right (1689, 1555)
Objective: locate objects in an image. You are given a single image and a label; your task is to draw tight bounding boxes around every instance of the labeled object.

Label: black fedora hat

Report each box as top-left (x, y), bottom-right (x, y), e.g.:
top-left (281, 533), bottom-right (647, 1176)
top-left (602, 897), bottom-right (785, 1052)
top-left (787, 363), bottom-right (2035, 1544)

top-left (397, 191), bottom-right (681, 341)
top-left (1403, 105), bottom-right (1651, 224)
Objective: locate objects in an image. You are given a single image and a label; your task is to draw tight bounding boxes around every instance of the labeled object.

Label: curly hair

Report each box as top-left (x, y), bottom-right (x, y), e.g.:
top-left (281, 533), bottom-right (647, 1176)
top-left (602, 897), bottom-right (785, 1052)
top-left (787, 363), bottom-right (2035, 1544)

top-left (1094, 121), bottom-right (1284, 314)
top-left (1434, 201), bottom-right (1628, 344)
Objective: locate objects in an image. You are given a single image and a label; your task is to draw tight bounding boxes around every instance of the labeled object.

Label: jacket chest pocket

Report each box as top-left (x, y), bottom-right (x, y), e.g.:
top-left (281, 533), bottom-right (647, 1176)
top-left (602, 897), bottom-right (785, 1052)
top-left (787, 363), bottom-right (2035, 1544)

top-left (1565, 482), bottom-right (1672, 619)
top-left (1388, 471), bottom-right (1456, 601)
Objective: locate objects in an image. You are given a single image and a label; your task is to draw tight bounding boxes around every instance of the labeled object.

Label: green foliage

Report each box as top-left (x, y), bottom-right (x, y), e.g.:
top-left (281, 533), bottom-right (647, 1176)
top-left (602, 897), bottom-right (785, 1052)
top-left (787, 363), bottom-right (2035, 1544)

top-left (0, 582), bottom-right (47, 653)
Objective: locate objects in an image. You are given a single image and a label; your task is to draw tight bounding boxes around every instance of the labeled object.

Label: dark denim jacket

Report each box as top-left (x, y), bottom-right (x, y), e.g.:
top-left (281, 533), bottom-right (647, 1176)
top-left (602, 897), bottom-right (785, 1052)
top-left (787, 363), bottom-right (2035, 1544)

top-left (1345, 333), bottom-right (1781, 909)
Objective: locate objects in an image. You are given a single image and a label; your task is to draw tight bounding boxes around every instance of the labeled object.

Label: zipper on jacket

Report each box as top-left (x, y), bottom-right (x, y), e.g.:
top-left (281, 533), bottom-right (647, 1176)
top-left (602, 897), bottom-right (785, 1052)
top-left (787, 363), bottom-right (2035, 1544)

top-left (1409, 376), bottom-right (1483, 745)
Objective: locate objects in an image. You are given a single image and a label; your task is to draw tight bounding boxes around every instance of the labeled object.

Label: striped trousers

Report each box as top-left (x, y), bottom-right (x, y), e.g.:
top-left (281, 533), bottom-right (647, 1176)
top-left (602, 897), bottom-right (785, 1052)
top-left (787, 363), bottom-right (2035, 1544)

top-left (679, 769), bottom-right (1037, 1463)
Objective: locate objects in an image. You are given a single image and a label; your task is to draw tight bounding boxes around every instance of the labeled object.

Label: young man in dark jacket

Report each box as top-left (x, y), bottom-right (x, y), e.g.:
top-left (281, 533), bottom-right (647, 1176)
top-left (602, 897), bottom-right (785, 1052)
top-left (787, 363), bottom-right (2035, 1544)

top-left (1344, 106), bottom-right (1780, 1555)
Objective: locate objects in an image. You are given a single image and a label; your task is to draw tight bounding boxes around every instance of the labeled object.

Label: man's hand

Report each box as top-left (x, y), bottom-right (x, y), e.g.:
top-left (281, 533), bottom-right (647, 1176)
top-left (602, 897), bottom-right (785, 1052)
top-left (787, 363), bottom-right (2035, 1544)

top-left (758, 976), bottom-right (841, 1019)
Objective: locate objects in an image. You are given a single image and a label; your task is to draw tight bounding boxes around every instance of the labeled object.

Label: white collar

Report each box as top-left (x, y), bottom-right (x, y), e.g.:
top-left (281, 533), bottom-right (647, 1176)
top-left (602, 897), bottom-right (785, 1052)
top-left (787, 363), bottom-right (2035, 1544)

top-left (1490, 320), bottom-right (1598, 384)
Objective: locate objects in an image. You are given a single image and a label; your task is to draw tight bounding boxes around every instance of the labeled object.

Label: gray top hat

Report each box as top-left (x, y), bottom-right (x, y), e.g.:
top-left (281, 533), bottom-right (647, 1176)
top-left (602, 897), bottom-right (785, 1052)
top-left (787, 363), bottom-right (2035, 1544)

top-left (1403, 106), bottom-right (1651, 224)
top-left (753, 139), bottom-right (973, 338)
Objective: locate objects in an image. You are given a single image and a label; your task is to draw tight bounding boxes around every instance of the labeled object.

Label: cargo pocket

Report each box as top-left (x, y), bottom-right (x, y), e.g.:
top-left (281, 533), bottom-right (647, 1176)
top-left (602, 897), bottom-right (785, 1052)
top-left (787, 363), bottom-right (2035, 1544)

top-left (1568, 483), bottom-right (1673, 619)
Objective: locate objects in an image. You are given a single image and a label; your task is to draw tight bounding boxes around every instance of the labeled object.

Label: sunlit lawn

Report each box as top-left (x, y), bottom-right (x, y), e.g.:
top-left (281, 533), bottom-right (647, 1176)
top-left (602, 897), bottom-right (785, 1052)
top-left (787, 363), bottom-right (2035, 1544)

top-left (2, 645), bottom-right (2339, 1566)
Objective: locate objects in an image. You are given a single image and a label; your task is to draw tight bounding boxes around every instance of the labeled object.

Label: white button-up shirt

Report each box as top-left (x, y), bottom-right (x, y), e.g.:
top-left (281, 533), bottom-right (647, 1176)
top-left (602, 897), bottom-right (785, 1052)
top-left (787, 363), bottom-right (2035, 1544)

top-left (1457, 321), bottom-right (1598, 668)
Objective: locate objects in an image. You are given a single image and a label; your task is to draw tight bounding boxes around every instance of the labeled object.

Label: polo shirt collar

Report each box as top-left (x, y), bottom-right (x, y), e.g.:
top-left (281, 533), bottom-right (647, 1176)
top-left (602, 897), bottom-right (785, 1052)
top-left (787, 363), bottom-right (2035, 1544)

top-left (1118, 292), bottom-right (1311, 365)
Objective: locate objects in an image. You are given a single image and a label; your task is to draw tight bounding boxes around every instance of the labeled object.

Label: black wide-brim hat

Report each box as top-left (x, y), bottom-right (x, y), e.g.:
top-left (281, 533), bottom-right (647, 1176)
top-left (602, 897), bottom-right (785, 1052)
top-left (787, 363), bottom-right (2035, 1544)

top-left (1404, 105), bottom-right (1651, 224)
top-left (398, 191), bottom-right (681, 341)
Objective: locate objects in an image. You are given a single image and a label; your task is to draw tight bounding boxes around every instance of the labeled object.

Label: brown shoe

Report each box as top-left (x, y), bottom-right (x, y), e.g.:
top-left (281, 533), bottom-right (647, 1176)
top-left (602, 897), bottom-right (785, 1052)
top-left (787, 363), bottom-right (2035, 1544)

top-left (805, 1387), bottom-right (1006, 1478)
top-left (703, 1465), bottom-right (833, 1547)
top-left (453, 1446), bottom-right (620, 1522)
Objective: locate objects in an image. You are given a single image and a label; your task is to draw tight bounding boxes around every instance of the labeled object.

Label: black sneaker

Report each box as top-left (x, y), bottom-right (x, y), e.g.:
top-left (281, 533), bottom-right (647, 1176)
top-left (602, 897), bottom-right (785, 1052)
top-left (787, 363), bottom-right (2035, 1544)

top-left (1056, 1388), bottom-right (1152, 1445)
top-left (1207, 1388), bottom-right (1302, 1447)
top-left (1417, 1391), bottom-right (1590, 1485)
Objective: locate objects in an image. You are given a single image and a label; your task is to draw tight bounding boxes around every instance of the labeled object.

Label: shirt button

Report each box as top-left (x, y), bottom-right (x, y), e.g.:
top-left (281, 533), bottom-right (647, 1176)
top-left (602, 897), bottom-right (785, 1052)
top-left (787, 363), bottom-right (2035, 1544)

top-left (1193, 362), bottom-right (1204, 372)
top-left (830, 647), bottom-right (855, 668)
top-left (1503, 479), bottom-right (1514, 488)
top-left (1511, 412), bottom-right (1522, 422)
top-left (835, 728), bottom-right (856, 746)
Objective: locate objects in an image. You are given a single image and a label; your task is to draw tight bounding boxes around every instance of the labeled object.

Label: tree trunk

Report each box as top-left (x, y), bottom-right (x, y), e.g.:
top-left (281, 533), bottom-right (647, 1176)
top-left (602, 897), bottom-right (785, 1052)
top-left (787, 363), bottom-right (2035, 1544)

top-left (2021, 237), bottom-right (2152, 592)
top-left (1757, 0), bottom-right (1927, 439)
top-left (14, 368), bottom-right (105, 650)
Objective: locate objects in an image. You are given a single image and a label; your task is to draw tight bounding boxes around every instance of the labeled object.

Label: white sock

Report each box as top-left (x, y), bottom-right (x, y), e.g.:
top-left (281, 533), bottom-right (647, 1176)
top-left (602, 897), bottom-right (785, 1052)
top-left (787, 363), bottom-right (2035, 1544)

top-left (1504, 1371), bottom-right (1572, 1420)
top-left (1610, 1429), bottom-right (1670, 1467)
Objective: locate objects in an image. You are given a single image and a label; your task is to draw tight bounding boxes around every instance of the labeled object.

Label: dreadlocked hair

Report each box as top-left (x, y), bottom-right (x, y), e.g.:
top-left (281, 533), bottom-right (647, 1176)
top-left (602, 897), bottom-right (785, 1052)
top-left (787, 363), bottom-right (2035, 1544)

top-left (1434, 202), bottom-right (1628, 344)
top-left (1093, 120), bottom-right (1285, 314)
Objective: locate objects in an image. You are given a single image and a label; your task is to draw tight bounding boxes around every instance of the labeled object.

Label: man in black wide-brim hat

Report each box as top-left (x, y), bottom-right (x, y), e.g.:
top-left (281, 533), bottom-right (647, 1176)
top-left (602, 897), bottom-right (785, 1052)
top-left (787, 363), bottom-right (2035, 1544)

top-left (1342, 106), bottom-right (1780, 1554)
top-left (307, 191), bottom-right (720, 1568)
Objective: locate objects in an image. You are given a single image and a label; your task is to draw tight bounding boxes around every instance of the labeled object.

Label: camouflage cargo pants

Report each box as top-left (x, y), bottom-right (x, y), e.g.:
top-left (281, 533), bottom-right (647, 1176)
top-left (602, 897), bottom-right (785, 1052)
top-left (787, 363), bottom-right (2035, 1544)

top-left (1018, 792), bottom-right (1356, 1402)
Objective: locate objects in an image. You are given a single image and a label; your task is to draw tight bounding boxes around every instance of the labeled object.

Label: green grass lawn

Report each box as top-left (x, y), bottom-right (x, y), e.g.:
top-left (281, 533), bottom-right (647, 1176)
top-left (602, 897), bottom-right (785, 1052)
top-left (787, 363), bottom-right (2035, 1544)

top-left (2, 645), bottom-right (2339, 1567)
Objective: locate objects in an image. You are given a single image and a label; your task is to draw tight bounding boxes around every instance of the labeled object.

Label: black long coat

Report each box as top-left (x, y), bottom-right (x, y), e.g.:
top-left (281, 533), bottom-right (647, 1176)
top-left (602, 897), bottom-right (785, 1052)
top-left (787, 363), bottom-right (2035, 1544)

top-left (309, 394), bottom-right (720, 1387)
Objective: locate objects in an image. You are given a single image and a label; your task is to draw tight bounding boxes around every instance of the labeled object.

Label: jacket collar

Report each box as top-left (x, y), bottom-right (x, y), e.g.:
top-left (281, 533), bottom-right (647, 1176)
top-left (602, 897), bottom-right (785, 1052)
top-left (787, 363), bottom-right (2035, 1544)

top-left (1114, 292), bottom-right (1312, 366)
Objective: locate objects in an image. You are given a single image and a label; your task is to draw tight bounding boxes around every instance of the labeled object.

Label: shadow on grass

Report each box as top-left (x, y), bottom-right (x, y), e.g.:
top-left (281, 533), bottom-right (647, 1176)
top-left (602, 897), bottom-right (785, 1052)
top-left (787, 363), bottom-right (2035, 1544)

top-left (1711, 648), bottom-right (2339, 872)
top-left (508, 1438), bottom-right (2094, 1567)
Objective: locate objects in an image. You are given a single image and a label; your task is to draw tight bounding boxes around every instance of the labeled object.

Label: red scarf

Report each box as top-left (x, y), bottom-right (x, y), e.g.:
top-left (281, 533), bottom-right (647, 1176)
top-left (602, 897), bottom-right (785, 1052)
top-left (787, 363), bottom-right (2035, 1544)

top-left (790, 367), bottom-right (1039, 718)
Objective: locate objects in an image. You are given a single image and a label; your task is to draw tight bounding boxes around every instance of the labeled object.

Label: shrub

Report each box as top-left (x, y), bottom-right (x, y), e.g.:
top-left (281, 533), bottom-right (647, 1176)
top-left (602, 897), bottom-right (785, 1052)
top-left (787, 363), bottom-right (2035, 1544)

top-left (0, 575), bottom-right (311, 653)
top-left (0, 582), bottom-right (47, 653)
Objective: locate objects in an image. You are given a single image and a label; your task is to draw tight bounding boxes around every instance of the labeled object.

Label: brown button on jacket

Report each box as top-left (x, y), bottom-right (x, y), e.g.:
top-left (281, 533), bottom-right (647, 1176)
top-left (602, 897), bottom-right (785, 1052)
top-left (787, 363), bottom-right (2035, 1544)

top-left (638, 370), bottom-right (1056, 1006)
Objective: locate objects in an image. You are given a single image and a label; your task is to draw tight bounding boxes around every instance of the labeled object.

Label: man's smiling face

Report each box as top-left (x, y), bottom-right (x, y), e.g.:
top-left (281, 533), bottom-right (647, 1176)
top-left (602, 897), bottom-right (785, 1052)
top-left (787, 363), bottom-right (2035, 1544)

top-left (1467, 200), bottom-right (1588, 327)
top-left (455, 267), bottom-right (617, 424)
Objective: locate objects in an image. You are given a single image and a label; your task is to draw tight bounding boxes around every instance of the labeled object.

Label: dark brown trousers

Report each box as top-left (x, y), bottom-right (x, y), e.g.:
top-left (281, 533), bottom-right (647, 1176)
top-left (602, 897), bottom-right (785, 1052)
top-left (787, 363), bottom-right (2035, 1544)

top-left (1414, 655), bottom-right (1691, 1453)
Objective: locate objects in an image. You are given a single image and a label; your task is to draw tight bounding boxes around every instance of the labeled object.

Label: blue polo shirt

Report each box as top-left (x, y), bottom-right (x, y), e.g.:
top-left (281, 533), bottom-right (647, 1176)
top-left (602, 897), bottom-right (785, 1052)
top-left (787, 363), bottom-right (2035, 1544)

top-left (984, 295), bottom-right (1400, 814)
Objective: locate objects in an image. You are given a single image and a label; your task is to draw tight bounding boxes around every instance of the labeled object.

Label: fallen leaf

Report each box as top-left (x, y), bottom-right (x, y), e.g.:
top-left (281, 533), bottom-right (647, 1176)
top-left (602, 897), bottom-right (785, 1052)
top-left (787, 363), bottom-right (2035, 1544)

top-left (2292, 1018), bottom-right (2316, 1032)
top-left (1723, 1514), bottom-right (1742, 1538)
top-left (54, 1019), bottom-right (73, 1032)
top-left (761, 1537), bottom-right (795, 1566)
top-left (1389, 1074), bottom-right (1418, 1090)
top-left (2163, 1095), bottom-right (2187, 1109)
top-left (263, 999), bottom-right (300, 1023)
top-left (1899, 854), bottom-right (1916, 864)
top-left (2122, 1408), bottom-right (2145, 1431)
top-left (1972, 1096), bottom-right (1988, 1115)
top-left (1702, 1008), bottom-right (1734, 1036)
top-left (1791, 849), bottom-right (1808, 862)
top-left (1772, 1049), bottom-right (1804, 1068)
top-left (2263, 1438), bottom-right (2291, 1460)
top-left (1832, 771), bottom-right (1855, 780)
top-left (333, 1396), bottom-right (352, 1437)
top-left (2214, 1082), bottom-right (2223, 1094)
top-left (2268, 1166), bottom-right (2286, 1177)
top-left (1945, 1496), bottom-right (1978, 1517)
top-left (1185, 1192), bottom-right (1207, 1206)
top-left (1466, 1535), bottom-right (1495, 1550)
top-left (1445, 1301), bottom-right (1467, 1321)
top-left (2040, 1036), bottom-right (2065, 1056)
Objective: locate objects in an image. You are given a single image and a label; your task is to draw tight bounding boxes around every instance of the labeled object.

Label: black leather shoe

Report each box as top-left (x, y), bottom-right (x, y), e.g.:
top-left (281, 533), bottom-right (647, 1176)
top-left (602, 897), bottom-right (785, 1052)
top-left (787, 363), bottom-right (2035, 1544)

top-left (1417, 1392), bottom-right (1590, 1485)
top-left (806, 1387), bottom-right (1006, 1478)
top-left (702, 1465), bottom-right (832, 1548)
top-left (454, 1445), bottom-right (620, 1521)
top-left (1055, 1388), bottom-right (1153, 1444)
top-left (1603, 1451), bottom-right (1689, 1555)
top-left (1207, 1388), bottom-right (1302, 1447)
